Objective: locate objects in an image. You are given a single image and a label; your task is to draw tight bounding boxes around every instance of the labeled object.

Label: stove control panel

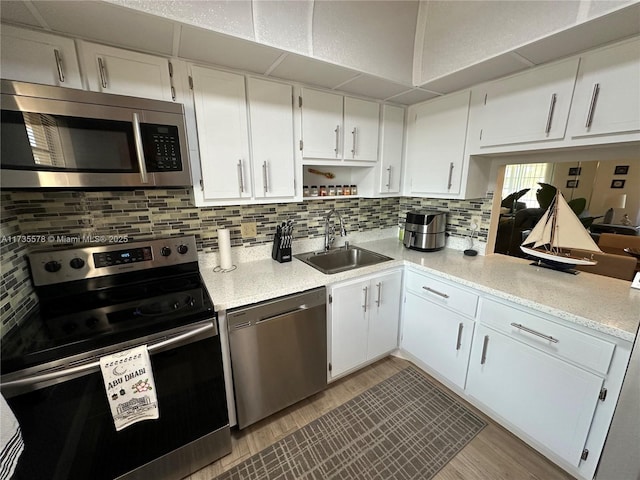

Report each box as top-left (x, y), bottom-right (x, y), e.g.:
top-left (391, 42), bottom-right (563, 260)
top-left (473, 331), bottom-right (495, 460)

top-left (29, 236), bottom-right (199, 286)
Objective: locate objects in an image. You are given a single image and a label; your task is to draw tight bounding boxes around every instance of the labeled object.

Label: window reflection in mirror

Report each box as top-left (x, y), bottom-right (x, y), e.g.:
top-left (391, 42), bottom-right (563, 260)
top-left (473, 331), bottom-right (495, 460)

top-left (493, 159), bottom-right (639, 260)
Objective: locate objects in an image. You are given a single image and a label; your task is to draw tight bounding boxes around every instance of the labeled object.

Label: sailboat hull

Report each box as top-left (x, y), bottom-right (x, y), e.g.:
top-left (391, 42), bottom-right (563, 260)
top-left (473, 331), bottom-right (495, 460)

top-left (520, 246), bottom-right (598, 266)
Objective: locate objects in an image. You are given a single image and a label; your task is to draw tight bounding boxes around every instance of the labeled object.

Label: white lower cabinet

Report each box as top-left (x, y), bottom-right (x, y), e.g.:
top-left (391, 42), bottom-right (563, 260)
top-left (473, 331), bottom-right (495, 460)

top-left (466, 323), bottom-right (603, 467)
top-left (329, 269), bottom-right (402, 380)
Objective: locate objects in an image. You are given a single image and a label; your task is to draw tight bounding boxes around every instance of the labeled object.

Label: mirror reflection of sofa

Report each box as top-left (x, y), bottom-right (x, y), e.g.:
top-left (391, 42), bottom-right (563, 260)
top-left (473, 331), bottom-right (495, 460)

top-left (495, 207), bottom-right (545, 257)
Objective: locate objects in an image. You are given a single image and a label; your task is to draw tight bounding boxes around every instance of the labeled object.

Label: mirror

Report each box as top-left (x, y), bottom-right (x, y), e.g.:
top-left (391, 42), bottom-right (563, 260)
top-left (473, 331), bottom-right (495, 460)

top-left (493, 158), bottom-right (639, 259)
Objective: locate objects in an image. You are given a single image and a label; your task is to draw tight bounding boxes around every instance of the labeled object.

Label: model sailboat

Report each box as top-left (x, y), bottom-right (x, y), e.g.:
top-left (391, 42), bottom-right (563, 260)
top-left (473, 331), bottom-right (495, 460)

top-left (520, 191), bottom-right (601, 268)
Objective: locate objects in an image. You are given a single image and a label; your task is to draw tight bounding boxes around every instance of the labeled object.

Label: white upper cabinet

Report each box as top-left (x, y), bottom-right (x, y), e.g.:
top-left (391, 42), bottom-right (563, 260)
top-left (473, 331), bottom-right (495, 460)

top-left (0, 25), bottom-right (82, 89)
top-left (404, 90), bottom-right (470, 196)
top-left (247, 78), bottom-right (296, 200)
top-left (77, 41), bottom-right (174, 102)
top-left (568, 37), bottom-right (640, 140)
top-left (300, 88), bottom-right (379, 163)
top-left (191, 66), bottom-right (252, 201)
top-left (477, 58), bottom-right (579, 148)
top-left (378, 104), bottom-right (404, 194)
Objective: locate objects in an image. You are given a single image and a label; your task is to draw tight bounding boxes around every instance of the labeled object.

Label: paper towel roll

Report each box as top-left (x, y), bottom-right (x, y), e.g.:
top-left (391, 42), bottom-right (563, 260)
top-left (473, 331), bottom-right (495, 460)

top-left (218, 228), bottom-right (233, 269)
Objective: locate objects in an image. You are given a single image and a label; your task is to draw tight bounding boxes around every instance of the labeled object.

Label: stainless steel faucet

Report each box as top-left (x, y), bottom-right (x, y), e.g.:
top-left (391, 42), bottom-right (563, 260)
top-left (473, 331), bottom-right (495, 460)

top-left (324, 208), bottom-right (347, 251)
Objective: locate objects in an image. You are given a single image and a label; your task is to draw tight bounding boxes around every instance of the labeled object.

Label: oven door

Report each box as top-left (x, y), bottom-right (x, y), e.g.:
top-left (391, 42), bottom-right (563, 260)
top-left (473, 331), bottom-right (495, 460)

top-left (1, 320), bottom-right (230, 480)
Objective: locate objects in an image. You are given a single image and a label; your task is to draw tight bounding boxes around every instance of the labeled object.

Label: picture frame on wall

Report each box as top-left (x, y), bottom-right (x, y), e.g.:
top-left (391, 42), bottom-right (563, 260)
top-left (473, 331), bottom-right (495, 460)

top-left (614, 165), bottom-right (629, 175)
top-left (611, 179), bottom-right (626, 189)
top-left (568, 167), bottom-right (581, 176)
top-left (566, 179), bottom-right (579, 188)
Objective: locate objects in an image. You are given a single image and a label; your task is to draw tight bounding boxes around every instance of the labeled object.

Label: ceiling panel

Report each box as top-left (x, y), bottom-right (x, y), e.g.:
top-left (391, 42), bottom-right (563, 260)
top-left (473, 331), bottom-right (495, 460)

top-left (268, 53), bottom-right (359, 90)
top-left (179, 25), bottom-right (283, 74)
top-left (253, 1), bottom-right (313, 55)
top-left (30, 1), bottom-right (175, 55)
top-left (337, 75), bottom-right (412, 100)
top-left (0, 1), bottom-right (41, 28)
top-left (385, 89), bottom-right (440, 105)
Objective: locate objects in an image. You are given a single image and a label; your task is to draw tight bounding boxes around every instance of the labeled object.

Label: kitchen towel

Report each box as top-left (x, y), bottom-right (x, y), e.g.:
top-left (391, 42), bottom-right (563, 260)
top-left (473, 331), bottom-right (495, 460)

top-left (218, 228), bottom-right (233, 270)
top-left (0, 393), bottom-right (23, 480)
top-left (100, 345), bottom-right (159, 431)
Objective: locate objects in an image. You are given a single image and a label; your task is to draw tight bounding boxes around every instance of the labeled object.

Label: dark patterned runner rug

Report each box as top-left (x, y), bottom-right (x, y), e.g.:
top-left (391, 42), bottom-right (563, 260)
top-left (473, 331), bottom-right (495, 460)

top-left (215, 367), bottom-right (486, 480)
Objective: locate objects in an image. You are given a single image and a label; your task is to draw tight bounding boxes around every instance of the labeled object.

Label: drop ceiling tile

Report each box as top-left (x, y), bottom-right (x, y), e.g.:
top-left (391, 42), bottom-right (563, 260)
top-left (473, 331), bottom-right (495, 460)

top-left (386, 89), bottom-right (440, 105)
top-left (0, 2), bottom-right (41, 28)
top-left (268, 54), bottom-right (359, 90)
top-left (179, 26), bottom-right (283, 74)
top-left (336, 75), bottom-right (413, 100)
top-left (30, 1), bottom-right (175, 55)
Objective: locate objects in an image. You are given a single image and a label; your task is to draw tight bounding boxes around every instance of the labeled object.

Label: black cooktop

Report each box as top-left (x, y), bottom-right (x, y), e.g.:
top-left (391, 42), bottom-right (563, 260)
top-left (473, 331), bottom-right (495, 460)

top-left (1, 269), bottom-right (215, 374)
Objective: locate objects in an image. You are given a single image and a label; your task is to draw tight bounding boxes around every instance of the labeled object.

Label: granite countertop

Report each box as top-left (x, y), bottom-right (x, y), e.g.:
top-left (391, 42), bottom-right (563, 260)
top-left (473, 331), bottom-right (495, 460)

top-left (199, 237), bottom-right (640, 342)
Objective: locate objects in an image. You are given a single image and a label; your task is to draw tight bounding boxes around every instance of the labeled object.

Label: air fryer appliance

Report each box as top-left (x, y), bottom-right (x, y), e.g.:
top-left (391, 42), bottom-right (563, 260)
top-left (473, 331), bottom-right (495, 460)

top-left (403, 211), bottom-right (446, 251)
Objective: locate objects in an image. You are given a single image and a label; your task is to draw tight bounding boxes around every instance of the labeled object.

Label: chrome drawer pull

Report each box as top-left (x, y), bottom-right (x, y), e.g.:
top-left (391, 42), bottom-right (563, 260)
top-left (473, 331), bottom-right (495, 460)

top-left (422, 286), bottom-right (449, 299)
top-left (480, 335), bottom-right (489, 364)
top-left (585, 83), bottom-right (600, 128)
top-left (510, 322), bottom-right (559, 343)
top-left (456, 323), bottom-right (463, 351)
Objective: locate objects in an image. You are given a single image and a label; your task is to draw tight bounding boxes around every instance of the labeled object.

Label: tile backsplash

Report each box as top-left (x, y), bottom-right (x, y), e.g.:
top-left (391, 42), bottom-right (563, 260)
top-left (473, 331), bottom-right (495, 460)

top-left (0, 188), bottom-right (492, 335)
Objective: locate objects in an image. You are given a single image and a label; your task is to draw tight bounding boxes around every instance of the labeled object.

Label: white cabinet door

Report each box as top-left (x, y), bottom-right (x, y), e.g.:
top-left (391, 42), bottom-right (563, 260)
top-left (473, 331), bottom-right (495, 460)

top-left (301, 89), bottom-right (343, 160)
top-left (0, 25), bottom-right (82, 89)
top-left (367, 270), bottom-right (402, 359)
top-left (569, 37), bottom-right (640, 139)
top-left (247, 78), bottom-right (296, 200)
top-left (344, 97), bottom-right (379, 163)
top-left (466, 324), bottom-right (603, 467)
top-left (378, 104), bottom-right (404, 194)
top-left (405, 90), bottom-right (470, 196)
top-left (330, 278), bottom-right (369, 378)
top-left (78, 41), bottom-right (173, 102)
top-left (191, 66), bottom-right (252, 201)
top-left (478, 58), bottom-right (579, 147)
top-left (402, 292), bottom-right (474, 389)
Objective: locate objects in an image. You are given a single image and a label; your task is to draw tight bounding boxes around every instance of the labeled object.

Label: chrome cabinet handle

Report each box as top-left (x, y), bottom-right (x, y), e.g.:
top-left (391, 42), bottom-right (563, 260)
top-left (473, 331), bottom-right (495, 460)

top-left (54, 49), bottom-right (65, 83)
top-left (375, 282), bottom-right (381, 307)
top-left (545, 93), bottom-right (557, 134)
top-left (334, 125), bottom-right (340, 157)
top-left (262, 160), bottom-right (269, 193)
top-left (97, 57), bottom-right (108, 88)
top-left (480, 335), bottom-right (489, 364)
top-left (510, 322), bottom-right (559, 343)
top-left (351, 127), bottom-right (357, 158)
top-left (363, 286), bottom-right (368, 312)
top-left (422, 286), bottom-right (450, 299)
top-left (385, 166), bottom-right (392, 190)
top-left (585, 83), bottom-right (600, 128)
top-left (447, 162), bottom-right (454, 190)
top-left (456, 323), bottom-right (463, 351)
top-left (237, 159), bottom-right (245, 193)
top-left (132, 113), bottom-right (149, 184)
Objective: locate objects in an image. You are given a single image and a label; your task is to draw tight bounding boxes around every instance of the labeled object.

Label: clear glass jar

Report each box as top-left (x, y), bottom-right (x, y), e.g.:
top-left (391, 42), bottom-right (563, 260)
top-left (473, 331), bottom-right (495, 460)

top-left (343, 185), bottom-right (350, 196)
top-left (303, 185), bottom-right (310, 197)
top-left (350, 184), bottom-right (357, 196)
top-left (319, 185), bottom-right (328, 196)
top-left (328, 185), bottom-right (336, 196)
top-left (336, 185), bottom-right (343, 196)
top-left (310, 185), bottom-right (319, 197)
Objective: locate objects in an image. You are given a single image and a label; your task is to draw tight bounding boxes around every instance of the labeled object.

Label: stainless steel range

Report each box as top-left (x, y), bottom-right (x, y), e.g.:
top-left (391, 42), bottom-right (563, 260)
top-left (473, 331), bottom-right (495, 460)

top-left (1, 236), bottom-right (230, 480)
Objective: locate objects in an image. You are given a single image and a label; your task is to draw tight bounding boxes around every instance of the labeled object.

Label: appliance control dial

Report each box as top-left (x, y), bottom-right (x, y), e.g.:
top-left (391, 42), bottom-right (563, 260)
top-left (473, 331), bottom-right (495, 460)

top-left (69, 258), bottom-right (85, 269)
top-left (44, 260), bottom-right (62, 273)
top-left (177, 244), bottom-right (189, 254)
top-left (160, 247), bottom-right (172, 257)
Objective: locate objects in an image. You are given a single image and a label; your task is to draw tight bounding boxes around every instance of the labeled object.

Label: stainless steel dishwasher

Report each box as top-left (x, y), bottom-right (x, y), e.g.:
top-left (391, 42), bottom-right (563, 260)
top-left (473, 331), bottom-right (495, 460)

top-left (227, 287), bottom-right (327, 429)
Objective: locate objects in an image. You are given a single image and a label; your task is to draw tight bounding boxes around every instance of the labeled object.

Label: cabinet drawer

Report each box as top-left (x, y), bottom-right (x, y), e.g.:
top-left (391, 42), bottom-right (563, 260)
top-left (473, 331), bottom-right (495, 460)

top-left (479, 299), bottom-right (615, 375)
top-left (406, 270), bottom-right (478, 318)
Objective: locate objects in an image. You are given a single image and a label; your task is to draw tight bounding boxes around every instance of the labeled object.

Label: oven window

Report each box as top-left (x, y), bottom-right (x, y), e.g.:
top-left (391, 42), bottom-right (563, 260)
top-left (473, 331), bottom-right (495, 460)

top-left (7, 334), bottom-right (228, 480)
top-left (1, 110), bottom-right (138, 173)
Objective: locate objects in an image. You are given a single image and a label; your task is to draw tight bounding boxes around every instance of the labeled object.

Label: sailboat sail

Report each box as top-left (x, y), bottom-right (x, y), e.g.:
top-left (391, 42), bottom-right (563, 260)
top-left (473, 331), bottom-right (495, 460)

top-left (521, 190), bottom-right (601, 267)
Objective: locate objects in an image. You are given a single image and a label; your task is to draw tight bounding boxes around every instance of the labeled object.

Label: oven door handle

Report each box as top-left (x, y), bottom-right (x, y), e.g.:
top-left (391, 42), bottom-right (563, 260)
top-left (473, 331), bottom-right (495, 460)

top-left (1, 322), bottom-right (215, 390)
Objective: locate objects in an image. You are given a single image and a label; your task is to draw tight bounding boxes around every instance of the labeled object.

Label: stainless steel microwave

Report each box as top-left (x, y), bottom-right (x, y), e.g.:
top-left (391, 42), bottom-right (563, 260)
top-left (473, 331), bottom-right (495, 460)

top-left (0, 80), bottom-right (192, 189)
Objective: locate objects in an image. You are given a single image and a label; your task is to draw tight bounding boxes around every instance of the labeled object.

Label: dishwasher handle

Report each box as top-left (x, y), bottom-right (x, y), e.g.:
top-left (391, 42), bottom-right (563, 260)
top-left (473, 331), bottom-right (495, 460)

top-left (257, 306), bottom-right (309, 325)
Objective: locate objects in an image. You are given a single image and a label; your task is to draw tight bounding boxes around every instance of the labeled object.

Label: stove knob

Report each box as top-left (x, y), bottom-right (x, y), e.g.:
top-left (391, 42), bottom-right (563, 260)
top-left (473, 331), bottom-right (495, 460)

top-left (44, 260), bottom-right (62, 273)
top-left (161, 247), bottom-right (172, 257)
top-left (70, 257), bottom-right (85, 269)
top-left (177, 244), bottom-right (189, 255)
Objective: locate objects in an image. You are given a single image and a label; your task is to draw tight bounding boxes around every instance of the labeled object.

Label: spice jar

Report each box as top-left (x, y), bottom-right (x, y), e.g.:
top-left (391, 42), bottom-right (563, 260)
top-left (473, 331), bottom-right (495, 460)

top-left (310, 185), bottom-right (319, 197)
top-left (303, 185), bottom-right (310, 197)
top-left (328, 185), bottom-right (336, 196)
top-left (319, 185), bottom-right (328, 196)
top-left (336, 185), bottom-right (343, 196)
top-left (350, 184), bottom-right (357, 196)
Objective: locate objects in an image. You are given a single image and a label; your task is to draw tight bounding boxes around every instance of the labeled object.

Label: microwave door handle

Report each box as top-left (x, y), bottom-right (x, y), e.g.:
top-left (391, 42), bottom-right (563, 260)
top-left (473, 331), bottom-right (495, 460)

top-left (132, 113), bottom-right (149, 184)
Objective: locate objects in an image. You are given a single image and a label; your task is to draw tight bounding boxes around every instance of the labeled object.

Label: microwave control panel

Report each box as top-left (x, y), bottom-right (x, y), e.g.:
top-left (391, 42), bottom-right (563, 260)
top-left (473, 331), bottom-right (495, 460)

top-left (142, 124), bottom-right (183, 172)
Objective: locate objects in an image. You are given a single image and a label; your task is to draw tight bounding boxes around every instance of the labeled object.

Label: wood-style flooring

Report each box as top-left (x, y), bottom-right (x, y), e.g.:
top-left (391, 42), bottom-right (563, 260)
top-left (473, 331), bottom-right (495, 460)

top-left (188, 357), bottom-right (575, 480)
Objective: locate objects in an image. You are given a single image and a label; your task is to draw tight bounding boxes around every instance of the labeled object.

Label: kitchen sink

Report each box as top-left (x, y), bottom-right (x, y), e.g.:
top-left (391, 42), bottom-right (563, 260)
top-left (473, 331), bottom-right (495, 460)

top-left (294, 246), bottom-right (393, 274)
